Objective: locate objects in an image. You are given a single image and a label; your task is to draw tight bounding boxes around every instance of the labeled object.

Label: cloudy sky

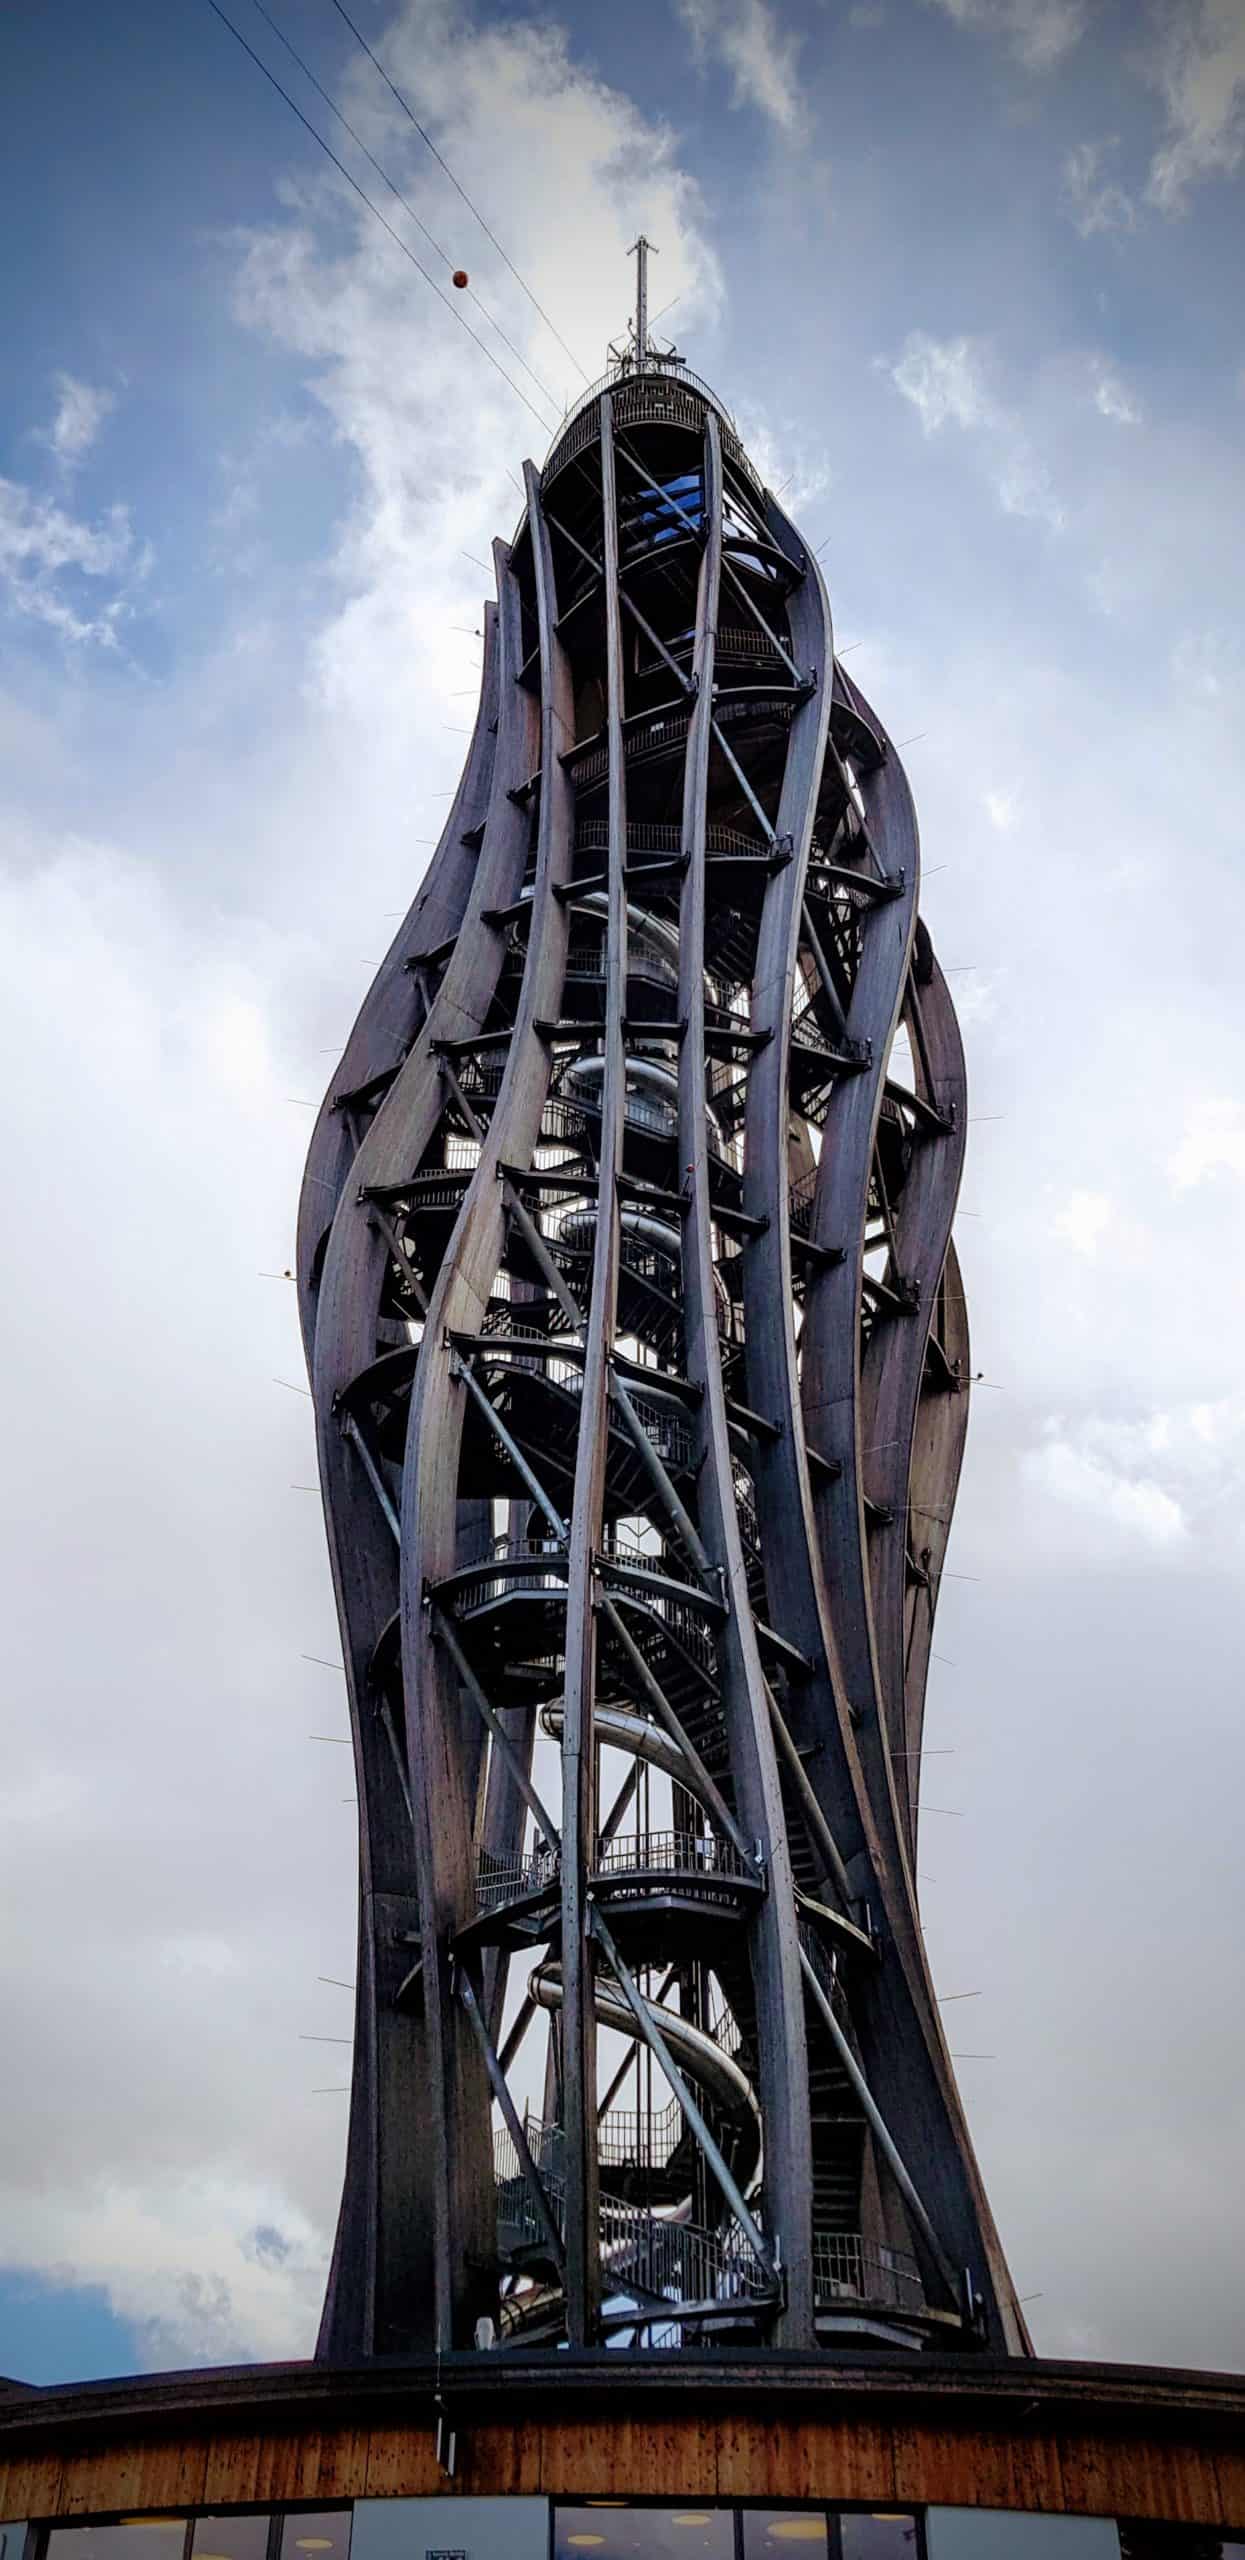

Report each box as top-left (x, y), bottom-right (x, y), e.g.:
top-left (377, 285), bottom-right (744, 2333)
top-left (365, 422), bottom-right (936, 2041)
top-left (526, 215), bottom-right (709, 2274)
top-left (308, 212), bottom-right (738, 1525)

top-left (1, 0), bottom-right (1243, 2388)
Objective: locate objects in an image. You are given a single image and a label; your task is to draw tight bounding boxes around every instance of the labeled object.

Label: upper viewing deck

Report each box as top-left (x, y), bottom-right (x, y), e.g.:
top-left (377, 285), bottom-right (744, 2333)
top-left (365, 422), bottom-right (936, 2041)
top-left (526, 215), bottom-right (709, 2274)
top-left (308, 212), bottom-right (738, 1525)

top-left (541, 355), bottom-right (766, 498)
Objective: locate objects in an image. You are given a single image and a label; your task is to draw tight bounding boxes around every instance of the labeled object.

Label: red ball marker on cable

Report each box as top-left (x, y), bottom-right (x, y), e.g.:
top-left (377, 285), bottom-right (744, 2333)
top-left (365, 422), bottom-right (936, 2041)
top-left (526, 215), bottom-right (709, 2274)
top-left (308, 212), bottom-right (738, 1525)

top-left (452, 269), bottom-right (469, 288)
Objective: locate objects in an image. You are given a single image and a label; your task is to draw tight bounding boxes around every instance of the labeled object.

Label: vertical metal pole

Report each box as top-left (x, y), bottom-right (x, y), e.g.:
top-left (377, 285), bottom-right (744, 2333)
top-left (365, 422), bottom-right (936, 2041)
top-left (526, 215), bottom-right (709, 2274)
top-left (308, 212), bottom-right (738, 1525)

top-left (630, 234), bottom-right (654, 362)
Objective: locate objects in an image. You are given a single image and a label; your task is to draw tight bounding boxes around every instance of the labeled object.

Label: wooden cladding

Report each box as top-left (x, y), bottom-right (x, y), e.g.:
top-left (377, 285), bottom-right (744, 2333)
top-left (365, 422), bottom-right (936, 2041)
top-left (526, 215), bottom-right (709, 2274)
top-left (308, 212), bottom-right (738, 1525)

top-left (4, 2374), bottom-right (1245, 2532)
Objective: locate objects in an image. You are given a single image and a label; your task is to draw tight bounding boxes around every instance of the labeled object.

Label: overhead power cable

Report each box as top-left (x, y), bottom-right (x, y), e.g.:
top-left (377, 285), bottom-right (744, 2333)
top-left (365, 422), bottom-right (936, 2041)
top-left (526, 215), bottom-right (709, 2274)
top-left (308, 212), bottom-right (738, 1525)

top-left (243, 0), bottom-right (561, 411)
top-left (204, 0), bottom-right (558, 435)
top-left (325, 0), bottom-right (590, 386)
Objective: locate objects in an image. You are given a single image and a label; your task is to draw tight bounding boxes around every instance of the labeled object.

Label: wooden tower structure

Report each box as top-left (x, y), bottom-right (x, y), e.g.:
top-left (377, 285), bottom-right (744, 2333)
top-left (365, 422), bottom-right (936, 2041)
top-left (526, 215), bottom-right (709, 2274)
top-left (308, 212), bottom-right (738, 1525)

top-left (297, 258), bottom-right (1029, 2365)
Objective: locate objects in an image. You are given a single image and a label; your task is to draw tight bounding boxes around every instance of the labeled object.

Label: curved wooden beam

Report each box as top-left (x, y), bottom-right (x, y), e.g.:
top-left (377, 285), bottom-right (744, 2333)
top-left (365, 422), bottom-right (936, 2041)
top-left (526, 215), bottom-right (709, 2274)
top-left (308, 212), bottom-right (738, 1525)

top-left (861, 948), bottom-right (968, 1856)
top-left (674, 415), bottom-right (817, 2345)
top-left (296, 602), bottom-right (501, 1370)
top-left (399, 461), bottom-right (575, 2347)
top-left (557, 392), bottom-right (628, 2343)
top-left (305, 546), bottom-right (534, 2357)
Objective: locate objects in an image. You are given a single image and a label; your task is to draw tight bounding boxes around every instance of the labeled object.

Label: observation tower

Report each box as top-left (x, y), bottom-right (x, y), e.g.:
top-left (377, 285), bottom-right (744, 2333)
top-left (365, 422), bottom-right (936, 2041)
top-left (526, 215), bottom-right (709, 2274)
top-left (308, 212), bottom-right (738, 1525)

top-left (297, 251), bottom-right (1029, 2365)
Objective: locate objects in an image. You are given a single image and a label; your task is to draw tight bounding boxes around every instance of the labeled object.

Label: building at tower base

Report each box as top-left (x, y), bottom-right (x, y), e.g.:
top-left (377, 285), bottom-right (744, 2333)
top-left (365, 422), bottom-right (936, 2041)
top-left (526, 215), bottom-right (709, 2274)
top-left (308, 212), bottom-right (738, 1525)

top-left (2, 2354), bottom-right (1245, 2560)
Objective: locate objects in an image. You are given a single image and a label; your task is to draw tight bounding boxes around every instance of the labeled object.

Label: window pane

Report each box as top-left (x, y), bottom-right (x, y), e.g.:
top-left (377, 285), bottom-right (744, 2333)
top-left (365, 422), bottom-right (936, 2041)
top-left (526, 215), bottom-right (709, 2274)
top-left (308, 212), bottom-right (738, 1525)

top-left (841, 2521), bottom-right (921, 2560)
top-left (191, 2521), bottom-right (271, 2560)
top-left (927, 2517), bottom-right (1118, 2559)
top-left (1119, 2536), bottom-right (1243, 2560)
top-left (47, 2524), bottom-right (186, 2560)
top-left (279, 2517), bottom-right (352, 2560)
top-left (555, 2510), bottom-right (734, 2560)
top-left (742, 2516), bottom-right (829, 2560)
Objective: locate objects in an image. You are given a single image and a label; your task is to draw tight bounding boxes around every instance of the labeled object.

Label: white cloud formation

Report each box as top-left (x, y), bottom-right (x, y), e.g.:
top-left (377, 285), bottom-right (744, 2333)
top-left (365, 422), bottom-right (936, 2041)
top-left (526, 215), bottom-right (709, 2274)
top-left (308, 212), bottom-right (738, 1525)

top-left (1089, 357), bottom-right (1142, 424)
top-left (0, 0), bottom-right (723, 2370)
top-left (1024, 1424), bottom-right (1189, 1548)
top-left (887, 332), bottom-right (1065, 529)
top-left (1061, 137), bottom-right (1137, 234)
top-left (1145, 0), bottom-right (1245, 212)
top-left (676, 0), bottom-right (807, 131)
top-left (0, 477), bottom-right (139, 646)
top-left (923, 0), bottom-right (1090, 72)
top-left (1054, 1188), bottom-right (1113, 1256)
top-left (3, 0), bottom-right (1245, 2393)
top-left (734, 410), bottom-right (829, 514)
top-left (1170, 626), bottom-right (1238, 700)
top-left (1168, 1095), bottom-right (1245, 1189)
top-left (890, 332), bottom-right (997, 435)
top-left (38, 372), bottom-right (116, 471)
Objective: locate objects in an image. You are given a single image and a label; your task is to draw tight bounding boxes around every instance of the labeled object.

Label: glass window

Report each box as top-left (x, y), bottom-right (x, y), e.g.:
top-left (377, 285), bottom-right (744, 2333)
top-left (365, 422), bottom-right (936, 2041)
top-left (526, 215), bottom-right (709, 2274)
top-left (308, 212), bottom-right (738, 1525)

top-left (926, 2517), bottom-right (1118, 2560)
top-left (743, 2519), bottom-right (829, 2560)
top-left (279, 2519), bottom-right (351, 2560)
top-left (191, 2523), bottom-right (272, 2560)
top-left (1119, 2536), bottom-right (1245, 2560)
top-left (841, 2523), bottom-right (921, 2560)
top-left (350, 2498), bottom-right (547, 2560)
top-left (47, 2525), bottom-right (188, 2560)
top-left (555, 2512), bottom-right (733, 2560)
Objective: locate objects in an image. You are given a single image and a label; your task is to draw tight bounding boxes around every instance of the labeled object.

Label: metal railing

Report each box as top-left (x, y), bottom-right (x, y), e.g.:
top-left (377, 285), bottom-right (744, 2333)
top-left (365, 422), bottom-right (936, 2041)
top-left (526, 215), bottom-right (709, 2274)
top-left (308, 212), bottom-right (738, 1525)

top-left (812, 2230), bottom-right (925, 2314)
top-left (473, 1328), bottom-right (583, 1396)
top-left (593, 1828), bottom-right (753, 1883)
top-left (788, 1166), bottom-right (820, 1235)
top-left (570, 707), bottom-right (693, 790)
top-left (453, 1055), bottom-right (508, 1101)
top-left (563, 939), bottom-right (679, 992)
top-left (596, 2092), bottom-right (685, 2169)
top-left (477, 1845), bottom-right (559, 1911)
top-left (495, 2130), bottom-right (774, 2309)
top-left (791, 999), bottom-right (844, 1062)
top-left (601, 1529), bottom-right (698, 1590)
top-left (611, 1587), bottom-right (720, 1680)
top-left (452, 1538), bottom-right (568, 1616)
top-left (708, 1995), bottom-right (744, 2058)
top-left (623, 1389), bottom-right (694, 1470)
top-left (542, 364), bottom-right (763, 498)
top-left (574, 818), bottom-right (769, 862)
top-left (799, 1922), bottom-right (852, 2034)
top-left (401, 1171), bottom-right (472, 1211)
top-left (538, 1096), bottom-right (593, 1153)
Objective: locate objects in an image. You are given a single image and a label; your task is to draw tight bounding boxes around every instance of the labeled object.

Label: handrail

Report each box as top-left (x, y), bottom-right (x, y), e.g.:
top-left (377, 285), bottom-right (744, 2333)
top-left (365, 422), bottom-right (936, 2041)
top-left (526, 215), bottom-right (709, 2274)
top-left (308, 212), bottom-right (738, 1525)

top-left (551, 358), bottom-right (744, 441)
top-left (812, 2230), bottom-right (925, 2313)
top-left (593, 1826), bottom-right (754, 1882)
top-left (575, 818), bottom-right (768, 860)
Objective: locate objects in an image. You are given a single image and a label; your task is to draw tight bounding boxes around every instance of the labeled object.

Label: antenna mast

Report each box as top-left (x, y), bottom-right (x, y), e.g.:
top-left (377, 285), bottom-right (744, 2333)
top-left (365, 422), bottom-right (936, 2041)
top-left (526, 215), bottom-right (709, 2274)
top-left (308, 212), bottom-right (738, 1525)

top-left (629, 234), bottom-right (656, 364)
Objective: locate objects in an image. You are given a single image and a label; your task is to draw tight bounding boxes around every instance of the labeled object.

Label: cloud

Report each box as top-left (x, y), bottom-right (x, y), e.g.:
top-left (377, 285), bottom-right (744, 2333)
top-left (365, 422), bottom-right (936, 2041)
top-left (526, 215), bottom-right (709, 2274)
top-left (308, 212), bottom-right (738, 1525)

top-left (1168, 1095), bottom-right (1245, 1189)
top-left (37, 373), bottom-right (115, 472)
top-left (889, 332), bottom-right (997, 435)
top-left (886, 332), bottom-right (1065, 529)
top-left (1054, 1188), bottom-right (1113, 1256)
top-left (1170, 626), bottom-right (1238, 700)
top-left (923, 0), bottom-right (1090, 73)
top-left (1089, 357), bottom-right (1142, 424)
top-left (1145, 0), bottom-right (1245, 212)
top-left (734, 410), bottom-right (829, 515)
top-left (1024, 1425), bottom-right (1189, 1549)
top-left (0, 476), bottom-right (140, 647)
top-left (3, 0), bottom-right (1245, 2395)
top-left (676, 0), bottom-right (807, 131)
top-left (1061, 137), bottom-right (1137, 234)
top-left (0, 0), bottom-right (723, 2374)
top-left (244, 2223), bottom-right (293, 2267)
